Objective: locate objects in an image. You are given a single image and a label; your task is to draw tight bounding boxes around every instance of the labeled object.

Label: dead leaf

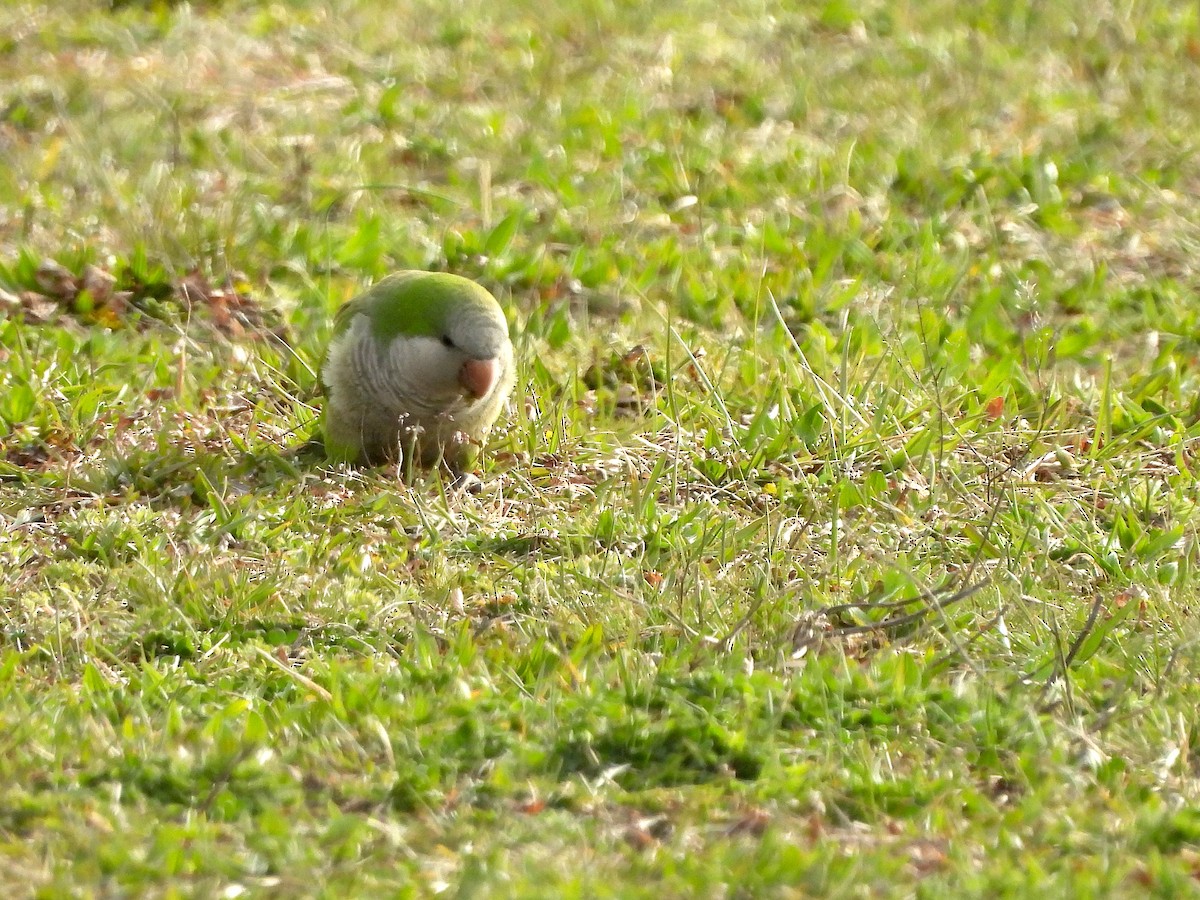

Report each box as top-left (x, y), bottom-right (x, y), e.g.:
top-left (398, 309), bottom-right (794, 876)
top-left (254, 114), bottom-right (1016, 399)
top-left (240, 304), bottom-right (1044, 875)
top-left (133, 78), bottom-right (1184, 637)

top-left (6, 444), bottom-right (52, 470)
top-left (81, 264), bottom-right (116, 306)
top-left (34, 259), bottom-right (77, 300)
top-left (624, 825), bottom-right (656, 850)
top-left (176, 269), bottom-right (271, 337)
top-left (20, 292), bottom-right (60, 324)
top-left (725, 806), bottom-right (771, 837)
top-left (907, 839), bottom-right (949, 876)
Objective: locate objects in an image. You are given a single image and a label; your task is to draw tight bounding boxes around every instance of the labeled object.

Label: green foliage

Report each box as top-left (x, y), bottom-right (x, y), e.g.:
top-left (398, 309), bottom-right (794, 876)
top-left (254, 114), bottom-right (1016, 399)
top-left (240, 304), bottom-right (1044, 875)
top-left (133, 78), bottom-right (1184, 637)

top-left (4, 0), bottom-right (1200, 895)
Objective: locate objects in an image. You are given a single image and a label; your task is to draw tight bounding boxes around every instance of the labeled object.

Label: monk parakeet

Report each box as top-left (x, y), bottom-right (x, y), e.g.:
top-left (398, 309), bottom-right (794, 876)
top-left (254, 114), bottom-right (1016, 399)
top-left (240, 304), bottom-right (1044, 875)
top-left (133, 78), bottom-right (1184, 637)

top-left (320, 271), bottom-right (514, 471)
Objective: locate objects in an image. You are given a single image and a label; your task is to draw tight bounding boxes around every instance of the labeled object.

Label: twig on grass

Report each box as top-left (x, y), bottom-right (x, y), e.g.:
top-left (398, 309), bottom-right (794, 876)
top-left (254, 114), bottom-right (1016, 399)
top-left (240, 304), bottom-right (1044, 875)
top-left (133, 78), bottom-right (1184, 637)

top-left (252, 645), bottom-right (333, 703)
top-left (792, 578), bottom-right (990, 654)
top-left (1034, 592), bottom-right (1106, 708)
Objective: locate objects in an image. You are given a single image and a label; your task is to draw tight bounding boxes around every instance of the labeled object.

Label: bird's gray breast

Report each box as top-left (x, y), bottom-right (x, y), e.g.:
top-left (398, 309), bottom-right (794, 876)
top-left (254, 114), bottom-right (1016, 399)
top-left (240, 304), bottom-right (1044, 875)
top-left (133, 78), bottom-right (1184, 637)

top-left (343, 321), bottom-right (462, 423)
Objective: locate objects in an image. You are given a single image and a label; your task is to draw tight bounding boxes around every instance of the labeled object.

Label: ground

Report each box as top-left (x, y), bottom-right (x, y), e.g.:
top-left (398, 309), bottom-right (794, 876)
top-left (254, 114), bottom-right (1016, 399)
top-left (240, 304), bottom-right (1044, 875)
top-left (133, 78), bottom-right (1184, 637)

top-left (3, 0), bottom-right (1200, 895)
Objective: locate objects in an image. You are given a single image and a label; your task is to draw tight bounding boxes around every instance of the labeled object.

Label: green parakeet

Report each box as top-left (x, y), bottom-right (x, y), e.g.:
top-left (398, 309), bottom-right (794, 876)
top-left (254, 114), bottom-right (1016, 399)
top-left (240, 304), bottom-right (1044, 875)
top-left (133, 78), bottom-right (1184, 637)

top-left (320, 271), bottom-right (515, 471)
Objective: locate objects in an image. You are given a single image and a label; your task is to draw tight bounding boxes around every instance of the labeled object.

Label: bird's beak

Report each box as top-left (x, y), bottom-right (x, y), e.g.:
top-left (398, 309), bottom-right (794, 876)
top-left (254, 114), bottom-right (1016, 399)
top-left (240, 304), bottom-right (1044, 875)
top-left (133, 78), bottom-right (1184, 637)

top-left (459, 357), bottom-right (501, 400)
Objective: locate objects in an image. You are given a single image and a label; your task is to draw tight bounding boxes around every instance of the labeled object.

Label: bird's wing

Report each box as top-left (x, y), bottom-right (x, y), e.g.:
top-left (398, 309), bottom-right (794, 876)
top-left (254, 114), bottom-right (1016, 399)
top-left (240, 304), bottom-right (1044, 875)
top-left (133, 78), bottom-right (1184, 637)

top-left (331, 292), bottom-right (371, 336)
top-left (318, 294), bottom-right (372, 394)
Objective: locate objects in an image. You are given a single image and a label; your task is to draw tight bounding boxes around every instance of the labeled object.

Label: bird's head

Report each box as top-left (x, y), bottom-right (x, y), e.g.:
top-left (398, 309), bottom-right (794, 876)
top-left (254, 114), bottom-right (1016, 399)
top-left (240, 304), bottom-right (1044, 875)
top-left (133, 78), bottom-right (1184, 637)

top-left (354, 271), bottom-right (512, 406)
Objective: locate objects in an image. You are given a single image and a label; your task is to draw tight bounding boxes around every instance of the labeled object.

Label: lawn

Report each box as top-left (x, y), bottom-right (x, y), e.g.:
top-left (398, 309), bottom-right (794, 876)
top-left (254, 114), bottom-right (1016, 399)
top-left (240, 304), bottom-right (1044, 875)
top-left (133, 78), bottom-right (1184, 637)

top-left (3, 0), bottom-right (1200, 895)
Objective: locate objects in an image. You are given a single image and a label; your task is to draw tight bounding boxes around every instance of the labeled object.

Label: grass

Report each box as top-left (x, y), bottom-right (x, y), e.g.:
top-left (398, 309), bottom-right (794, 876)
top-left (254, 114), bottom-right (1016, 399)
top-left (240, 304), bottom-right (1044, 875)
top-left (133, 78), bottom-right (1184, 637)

top-left (3, 0), bottom-right (1200, 894)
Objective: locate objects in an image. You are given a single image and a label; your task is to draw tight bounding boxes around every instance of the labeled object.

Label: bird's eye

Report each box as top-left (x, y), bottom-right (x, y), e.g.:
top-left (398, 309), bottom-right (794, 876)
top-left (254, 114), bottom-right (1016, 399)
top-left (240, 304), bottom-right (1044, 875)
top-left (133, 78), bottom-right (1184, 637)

top-left (441, 335), bottom-right (455, 349)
